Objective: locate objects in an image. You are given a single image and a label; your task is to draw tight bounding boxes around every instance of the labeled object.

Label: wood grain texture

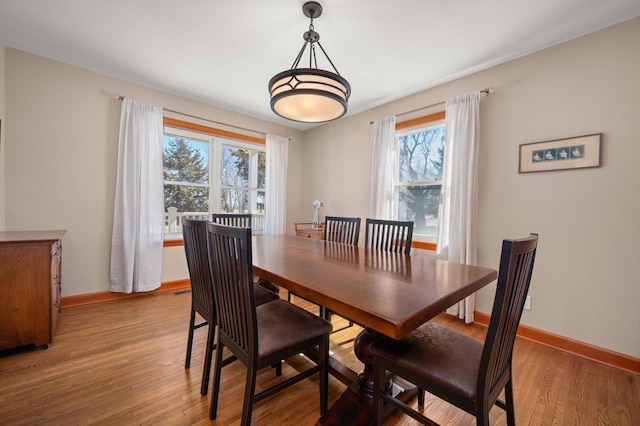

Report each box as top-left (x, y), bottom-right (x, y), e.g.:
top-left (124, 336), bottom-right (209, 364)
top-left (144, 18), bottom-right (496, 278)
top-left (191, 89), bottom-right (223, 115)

top-left (0, 232), bottom-right (65, 350)
top-left (252, 235), bottom-right (497, 339)
top-left (1, 291), bottom-right (638, 425)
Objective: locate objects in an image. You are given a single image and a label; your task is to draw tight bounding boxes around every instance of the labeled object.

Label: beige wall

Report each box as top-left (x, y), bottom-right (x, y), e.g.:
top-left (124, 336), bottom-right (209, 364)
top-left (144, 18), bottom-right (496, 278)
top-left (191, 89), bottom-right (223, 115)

top-left (4, 48), bottom-right (303, 297)
top-left (3, 18), bottom-right (639, 359)
top-left (302, 18), bottom-right (640, 358)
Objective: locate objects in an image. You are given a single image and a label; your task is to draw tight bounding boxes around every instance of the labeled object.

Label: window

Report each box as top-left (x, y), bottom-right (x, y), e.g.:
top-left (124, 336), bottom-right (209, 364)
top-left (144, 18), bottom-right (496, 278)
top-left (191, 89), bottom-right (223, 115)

top-left (395, 119), bottom-right (445, 241)
top-left (163, 126), bottom-right (266, 235)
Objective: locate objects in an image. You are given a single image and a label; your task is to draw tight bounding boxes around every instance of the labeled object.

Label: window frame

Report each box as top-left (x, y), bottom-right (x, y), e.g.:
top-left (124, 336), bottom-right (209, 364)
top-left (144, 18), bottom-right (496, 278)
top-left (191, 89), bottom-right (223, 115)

top-left (162, 117), bottom-right (266, 242)
top-left (394, 111), bottom-right (445, 247)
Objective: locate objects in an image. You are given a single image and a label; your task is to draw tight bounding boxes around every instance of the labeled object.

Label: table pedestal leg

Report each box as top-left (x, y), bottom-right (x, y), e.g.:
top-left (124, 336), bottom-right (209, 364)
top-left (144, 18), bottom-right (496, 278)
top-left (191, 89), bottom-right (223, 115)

top-left (354, 327), bottom-right (381, 396)
top-left (317, 327), bottom-right (416, 426)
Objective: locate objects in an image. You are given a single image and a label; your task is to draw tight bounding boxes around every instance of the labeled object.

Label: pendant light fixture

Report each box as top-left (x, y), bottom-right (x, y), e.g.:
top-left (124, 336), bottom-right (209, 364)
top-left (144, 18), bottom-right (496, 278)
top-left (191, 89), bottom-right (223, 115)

top-left (268, 1), bottom-right (351, 123)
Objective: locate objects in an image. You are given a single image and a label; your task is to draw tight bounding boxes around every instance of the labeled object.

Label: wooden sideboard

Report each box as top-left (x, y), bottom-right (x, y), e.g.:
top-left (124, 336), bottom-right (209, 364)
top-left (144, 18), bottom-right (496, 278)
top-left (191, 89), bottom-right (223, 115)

top-left (0, 230), bottom-right (66, 350)
top-left (294, 222), bottom-right (324, 240)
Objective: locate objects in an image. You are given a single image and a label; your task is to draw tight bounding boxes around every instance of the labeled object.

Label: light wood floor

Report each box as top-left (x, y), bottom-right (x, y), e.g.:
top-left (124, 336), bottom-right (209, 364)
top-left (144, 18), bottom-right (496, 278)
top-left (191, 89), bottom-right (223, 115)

top-left (1, 290), bottom-right (638, 425)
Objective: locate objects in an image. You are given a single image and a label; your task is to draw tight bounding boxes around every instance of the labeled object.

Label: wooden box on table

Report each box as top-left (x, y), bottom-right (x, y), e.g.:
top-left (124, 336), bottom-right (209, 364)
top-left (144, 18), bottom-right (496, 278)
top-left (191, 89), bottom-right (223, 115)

top-left (294, 222), bottom-right (324, 240)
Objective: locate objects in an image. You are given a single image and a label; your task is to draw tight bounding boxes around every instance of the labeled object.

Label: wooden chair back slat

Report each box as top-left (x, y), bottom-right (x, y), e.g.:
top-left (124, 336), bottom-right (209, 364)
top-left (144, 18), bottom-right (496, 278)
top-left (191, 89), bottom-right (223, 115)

top-left (479, 234), bottom-right (538, 402)
top-left (211, 213), bottom-right (252, 228)
top-left (206, 223), bottom-right (256, 363)
top-left (365, 218), bottom-right (414, 254)
top-left (182, 219), bottom-right (214, 321)
top-left (324, 216), bottom-right (361, 246)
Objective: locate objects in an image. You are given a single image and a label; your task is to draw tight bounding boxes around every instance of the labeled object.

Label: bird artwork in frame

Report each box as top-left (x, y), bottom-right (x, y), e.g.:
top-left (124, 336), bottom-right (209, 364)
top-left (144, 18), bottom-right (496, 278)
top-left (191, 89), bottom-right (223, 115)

top-left (519, 133), bottom-right (602, 173)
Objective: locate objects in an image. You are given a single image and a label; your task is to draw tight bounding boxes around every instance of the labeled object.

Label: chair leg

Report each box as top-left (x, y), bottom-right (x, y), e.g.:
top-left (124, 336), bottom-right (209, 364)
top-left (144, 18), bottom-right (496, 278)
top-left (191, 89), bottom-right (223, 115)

top-left (275, 361), bottom-right (282, 377)
top-left (325, 308), bottom-right (355, 333)
top-left (200, 322), bottom-right (216, 395)
top-left (418, 388), bottom-right (425, 407)
top-left (319, 336), bottom-right (329, 415)
top-left (185, 307), bottom-right (196, 369)
top-left (476, 401), bottom-right (491, 426)
top-left (241, 364), bottom-right (258, 426)
top-left (504, 379), bottom-right (516, 426)
top-left (209, 336), bottom-right (224, 420)
top-left (372, 358), bottom-right (385, 426)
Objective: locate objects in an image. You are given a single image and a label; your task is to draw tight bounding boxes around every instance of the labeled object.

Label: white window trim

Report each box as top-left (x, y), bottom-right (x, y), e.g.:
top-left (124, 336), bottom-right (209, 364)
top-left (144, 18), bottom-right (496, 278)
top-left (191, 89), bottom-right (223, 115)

top-left (394, 120), bottom-right (445, 243)
top-left (163, 126), bottom-right (266, 239)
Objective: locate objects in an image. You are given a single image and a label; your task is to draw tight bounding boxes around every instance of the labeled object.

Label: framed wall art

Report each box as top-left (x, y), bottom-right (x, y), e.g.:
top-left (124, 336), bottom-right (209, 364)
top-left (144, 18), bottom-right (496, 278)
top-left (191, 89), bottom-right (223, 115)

top-left (519, 133), bottom-right (602, 173)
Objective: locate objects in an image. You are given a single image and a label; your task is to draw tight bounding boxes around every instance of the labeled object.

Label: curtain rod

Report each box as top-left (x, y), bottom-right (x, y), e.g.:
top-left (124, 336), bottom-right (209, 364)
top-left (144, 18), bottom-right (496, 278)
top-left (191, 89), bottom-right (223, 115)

top-left (114, 94), bottom-right (267, 137)
top-left (368, 86), bottom-right (494, 125)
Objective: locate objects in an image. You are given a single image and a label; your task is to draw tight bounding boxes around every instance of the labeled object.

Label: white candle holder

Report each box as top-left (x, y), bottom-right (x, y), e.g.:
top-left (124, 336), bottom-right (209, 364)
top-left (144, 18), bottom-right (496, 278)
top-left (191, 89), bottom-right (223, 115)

top-left (312, 200), bottom-right (322, 229)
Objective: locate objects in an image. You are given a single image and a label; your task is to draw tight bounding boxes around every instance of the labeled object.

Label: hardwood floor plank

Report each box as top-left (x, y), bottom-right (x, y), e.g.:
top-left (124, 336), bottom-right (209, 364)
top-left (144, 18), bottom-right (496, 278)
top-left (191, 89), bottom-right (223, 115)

top-left (1, 291), bottom-right (638, 425)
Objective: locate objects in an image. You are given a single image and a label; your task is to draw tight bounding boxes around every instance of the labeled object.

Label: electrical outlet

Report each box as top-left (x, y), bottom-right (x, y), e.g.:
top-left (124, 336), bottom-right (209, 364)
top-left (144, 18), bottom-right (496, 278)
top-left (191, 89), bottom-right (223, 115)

top-left (524, 295), bottom-right (531, 310)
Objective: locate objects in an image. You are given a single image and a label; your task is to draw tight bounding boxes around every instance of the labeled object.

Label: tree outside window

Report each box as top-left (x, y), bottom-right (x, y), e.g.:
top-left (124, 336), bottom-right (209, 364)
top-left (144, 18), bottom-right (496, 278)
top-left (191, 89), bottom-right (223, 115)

top-left (163, 136), bottom-right (209, 214)
top-left (396, 124), bottom-right (445, 238)
top-left (220, 146), bottom-right (265, 214)
top-left (162, 128), bottom-right (266, 233)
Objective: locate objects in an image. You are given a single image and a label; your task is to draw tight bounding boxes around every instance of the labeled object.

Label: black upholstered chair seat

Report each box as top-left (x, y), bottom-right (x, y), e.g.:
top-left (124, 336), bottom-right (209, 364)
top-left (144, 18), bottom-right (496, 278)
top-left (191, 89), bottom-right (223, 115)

top-left (256, 299), bottom-right (333, 365)
top-left (370, 321), bottom-right (482, 401)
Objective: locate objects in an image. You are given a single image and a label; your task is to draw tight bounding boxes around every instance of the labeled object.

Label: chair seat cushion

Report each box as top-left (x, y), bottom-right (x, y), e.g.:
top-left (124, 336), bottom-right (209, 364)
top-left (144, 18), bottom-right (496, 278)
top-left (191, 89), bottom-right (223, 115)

top-left (369, 321), bottom-right (482, 400)
top-left (254, 284), bottom-right (279, 306)
top-left (256, 300), bottom-right (332, 360)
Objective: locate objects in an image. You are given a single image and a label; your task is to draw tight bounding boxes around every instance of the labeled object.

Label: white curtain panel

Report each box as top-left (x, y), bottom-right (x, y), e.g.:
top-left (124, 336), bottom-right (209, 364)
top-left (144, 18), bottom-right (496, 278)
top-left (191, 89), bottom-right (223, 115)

top-left (109, 98), bottom-right (165, 293)
top-left (264, 134), bottom-right (289, 235)
top-left (436, 91), bottom-right (481, 323)
top-left (369, 116), bottom-right (397, 220)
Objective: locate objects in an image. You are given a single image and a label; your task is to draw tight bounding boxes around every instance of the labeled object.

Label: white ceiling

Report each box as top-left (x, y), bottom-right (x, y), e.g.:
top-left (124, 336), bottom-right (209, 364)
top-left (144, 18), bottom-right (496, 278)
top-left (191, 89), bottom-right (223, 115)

top-left (1, 1), bottom-right (639, 130)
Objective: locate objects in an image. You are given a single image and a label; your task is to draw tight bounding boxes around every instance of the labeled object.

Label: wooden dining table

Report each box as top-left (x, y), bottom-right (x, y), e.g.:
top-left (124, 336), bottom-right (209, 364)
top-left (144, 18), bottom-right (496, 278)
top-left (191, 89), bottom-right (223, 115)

top-left (252, 235), bottom-right (497, 426)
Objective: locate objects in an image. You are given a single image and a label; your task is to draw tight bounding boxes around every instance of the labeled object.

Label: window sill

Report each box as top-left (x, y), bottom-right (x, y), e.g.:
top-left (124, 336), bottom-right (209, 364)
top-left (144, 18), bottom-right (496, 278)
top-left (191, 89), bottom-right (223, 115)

top-left (163, 230), bottom-right (264, 248)
top-left (411, 240), bottom-right (437, 251)
top-left (164, 233), bottom-right (432, 249)
top-left (164, 237), bottom-right (184, 247)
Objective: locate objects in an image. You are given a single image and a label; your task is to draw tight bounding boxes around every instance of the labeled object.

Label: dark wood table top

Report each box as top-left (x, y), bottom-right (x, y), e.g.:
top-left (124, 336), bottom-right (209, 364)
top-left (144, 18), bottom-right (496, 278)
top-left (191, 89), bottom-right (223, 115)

top-left (252, 235), bottom-right (497, 339)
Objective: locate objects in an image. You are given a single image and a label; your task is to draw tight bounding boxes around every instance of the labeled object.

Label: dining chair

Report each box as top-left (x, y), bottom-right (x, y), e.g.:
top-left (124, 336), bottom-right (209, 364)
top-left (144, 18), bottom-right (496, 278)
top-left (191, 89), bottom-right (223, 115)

top-left (370, 233), bottom-right (538, 426)
top-left (206, 223), bottom-right (333, 425)
top-left (212, 213), bottom-right (280, 294)
top-left (324, 215), bottom-right (361, 245)
top-left (364, 218), bottom-right (414, 255)
top-left (211, 212), bottom-right (252, 228)
top-left (318, 216), bottom-right (362, 328)
top-left (182, 219), bottom-right (279, 396)
top-left (287, 216), bottom-right (361, 311)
